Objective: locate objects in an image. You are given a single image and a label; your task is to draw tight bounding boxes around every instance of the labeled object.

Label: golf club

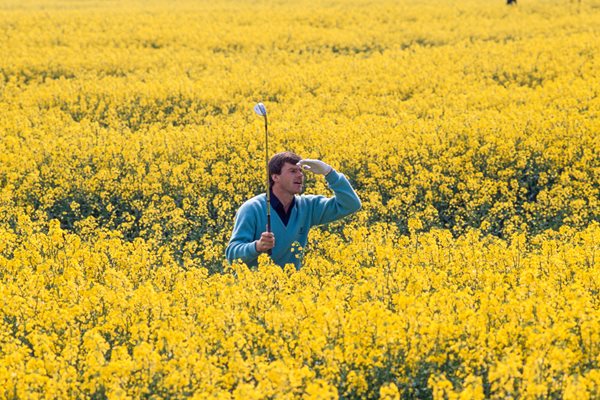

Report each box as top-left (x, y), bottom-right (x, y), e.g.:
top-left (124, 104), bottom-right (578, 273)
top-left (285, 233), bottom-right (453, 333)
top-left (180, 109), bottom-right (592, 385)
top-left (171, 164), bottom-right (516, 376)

top-left (253, 102), bottom-right (271, 256)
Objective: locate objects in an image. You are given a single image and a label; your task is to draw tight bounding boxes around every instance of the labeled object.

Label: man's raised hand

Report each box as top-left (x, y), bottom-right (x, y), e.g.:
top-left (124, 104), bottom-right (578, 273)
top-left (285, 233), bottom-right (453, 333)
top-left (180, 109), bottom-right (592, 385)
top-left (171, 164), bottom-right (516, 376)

top-left (297, 159), bottom-right (333, 175)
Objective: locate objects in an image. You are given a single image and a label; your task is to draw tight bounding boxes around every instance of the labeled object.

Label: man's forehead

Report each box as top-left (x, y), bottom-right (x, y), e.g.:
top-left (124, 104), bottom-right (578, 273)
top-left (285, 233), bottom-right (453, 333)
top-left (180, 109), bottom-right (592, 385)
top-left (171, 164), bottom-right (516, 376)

top-left (282, 162), bottom-right (301, 171)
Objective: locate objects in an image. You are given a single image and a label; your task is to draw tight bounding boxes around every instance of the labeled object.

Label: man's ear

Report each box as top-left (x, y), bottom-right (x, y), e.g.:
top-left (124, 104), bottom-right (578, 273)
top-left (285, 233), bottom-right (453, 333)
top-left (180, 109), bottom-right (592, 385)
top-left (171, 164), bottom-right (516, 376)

top-left (272, 174), bottom-right (280, 183)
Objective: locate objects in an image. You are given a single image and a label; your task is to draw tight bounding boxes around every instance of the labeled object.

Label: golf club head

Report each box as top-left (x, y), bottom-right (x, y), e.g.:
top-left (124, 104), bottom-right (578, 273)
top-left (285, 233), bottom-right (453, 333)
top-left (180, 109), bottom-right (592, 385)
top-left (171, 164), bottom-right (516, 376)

top-left (253, 102), bottom-right (267, 117)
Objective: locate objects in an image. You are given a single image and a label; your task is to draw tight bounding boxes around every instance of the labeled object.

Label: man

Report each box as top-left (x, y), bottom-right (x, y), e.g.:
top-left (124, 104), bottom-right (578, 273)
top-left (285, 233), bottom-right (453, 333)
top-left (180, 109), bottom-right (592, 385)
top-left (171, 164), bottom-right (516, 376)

top-left (226, 151), bottom-right (361, 269)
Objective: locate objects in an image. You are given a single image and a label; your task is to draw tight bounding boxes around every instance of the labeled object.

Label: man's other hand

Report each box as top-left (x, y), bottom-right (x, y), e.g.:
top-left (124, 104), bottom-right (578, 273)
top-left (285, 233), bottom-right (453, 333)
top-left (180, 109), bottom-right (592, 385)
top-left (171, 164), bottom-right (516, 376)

top-left (256, 231), bottom-right (275, 253)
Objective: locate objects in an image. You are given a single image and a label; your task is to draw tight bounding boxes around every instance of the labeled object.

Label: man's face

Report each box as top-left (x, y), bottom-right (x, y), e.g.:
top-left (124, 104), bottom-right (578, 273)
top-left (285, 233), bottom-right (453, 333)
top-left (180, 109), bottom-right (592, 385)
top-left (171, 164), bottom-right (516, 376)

top-left (272, 162), bottom-right (305, 194)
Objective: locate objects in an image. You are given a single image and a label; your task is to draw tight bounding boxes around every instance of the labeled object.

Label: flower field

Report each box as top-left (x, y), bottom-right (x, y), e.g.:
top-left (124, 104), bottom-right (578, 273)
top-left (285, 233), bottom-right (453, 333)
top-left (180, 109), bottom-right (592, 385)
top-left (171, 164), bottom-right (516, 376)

top-left (1, 0), bottom-right (600, 398)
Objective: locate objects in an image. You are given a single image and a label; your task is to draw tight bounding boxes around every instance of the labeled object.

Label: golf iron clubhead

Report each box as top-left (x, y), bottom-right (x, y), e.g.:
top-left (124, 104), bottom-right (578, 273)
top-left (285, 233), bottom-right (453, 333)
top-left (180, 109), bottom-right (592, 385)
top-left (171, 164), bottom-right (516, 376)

top-left (253, 102), bottom-right (267, 116)
top-left (254, 102), bottom-right (272, 256)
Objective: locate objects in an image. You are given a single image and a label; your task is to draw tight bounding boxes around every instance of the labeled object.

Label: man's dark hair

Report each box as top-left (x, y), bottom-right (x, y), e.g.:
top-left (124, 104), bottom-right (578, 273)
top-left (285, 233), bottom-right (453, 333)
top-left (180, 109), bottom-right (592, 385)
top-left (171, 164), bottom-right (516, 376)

top-left (268, 151), bottom-right (302, 188)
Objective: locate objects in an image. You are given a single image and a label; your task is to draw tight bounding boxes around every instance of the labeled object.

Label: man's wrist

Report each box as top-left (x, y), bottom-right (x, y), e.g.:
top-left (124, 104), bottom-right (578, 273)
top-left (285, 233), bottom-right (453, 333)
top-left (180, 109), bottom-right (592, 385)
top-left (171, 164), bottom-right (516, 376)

top-left (325, 168), bottom-right (336, 178)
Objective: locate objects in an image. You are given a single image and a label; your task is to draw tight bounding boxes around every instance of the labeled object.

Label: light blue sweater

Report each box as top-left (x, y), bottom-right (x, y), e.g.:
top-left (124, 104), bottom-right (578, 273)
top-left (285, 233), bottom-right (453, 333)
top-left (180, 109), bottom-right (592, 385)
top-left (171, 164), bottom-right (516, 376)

top-left (226, 170), bottom-right (361, 269)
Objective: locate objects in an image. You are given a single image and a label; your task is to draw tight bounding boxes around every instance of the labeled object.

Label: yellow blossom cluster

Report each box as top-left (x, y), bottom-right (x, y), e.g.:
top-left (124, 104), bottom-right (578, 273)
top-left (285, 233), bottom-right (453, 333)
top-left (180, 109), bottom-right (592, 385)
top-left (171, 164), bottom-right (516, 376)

top-left (1, 221), bottom-right (599, 398)
top-left (1, 0), bottom-right (599, 398)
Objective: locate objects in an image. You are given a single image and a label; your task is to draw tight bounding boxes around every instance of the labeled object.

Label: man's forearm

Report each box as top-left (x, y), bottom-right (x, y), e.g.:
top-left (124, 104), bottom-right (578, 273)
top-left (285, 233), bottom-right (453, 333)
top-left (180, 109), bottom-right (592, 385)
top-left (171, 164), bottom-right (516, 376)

top-left (326, 170), bottom-right (362, 214)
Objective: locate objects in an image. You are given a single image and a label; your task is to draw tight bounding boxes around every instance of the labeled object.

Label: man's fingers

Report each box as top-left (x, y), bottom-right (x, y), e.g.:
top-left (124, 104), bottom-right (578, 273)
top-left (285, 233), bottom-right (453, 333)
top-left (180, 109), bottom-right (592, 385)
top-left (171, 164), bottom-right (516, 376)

top-left (257, 231), bottom-right (275, 252)
top-left (258, 233), bottom-right (275, 252)
top-left (261, 232), bottom-right (275, 245)
top-left (297, 159), bottom-right (331, 175)
top-left (297, 160), bottom-right (313, 171)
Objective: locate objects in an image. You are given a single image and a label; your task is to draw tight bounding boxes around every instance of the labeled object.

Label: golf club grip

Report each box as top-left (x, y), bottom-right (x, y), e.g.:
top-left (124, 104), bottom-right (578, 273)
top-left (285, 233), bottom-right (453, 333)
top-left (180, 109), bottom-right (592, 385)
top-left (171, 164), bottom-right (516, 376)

top-left (267, 215), bottom-right (272, 256)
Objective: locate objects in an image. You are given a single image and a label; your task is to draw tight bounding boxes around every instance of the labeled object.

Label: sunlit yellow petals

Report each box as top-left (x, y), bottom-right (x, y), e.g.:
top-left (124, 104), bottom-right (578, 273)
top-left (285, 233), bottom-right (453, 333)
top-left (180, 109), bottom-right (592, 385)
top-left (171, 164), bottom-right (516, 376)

top-left (1, 0), bottom-right (600, 397)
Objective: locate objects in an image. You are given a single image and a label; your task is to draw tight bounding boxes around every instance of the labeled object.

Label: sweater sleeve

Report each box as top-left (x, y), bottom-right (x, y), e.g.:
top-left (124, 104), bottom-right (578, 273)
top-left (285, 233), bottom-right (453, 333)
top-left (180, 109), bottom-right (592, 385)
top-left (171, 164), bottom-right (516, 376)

top-left (310, 170), bottom-right (361, 226)
top-left (226, 202), bottom-right (261, 264)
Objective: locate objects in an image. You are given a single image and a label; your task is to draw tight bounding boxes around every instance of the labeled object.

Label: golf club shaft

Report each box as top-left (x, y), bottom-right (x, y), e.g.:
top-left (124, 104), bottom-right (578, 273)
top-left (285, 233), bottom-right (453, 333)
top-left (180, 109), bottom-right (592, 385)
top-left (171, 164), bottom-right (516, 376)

top-left (264, 115), bottom-right (272, 256)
